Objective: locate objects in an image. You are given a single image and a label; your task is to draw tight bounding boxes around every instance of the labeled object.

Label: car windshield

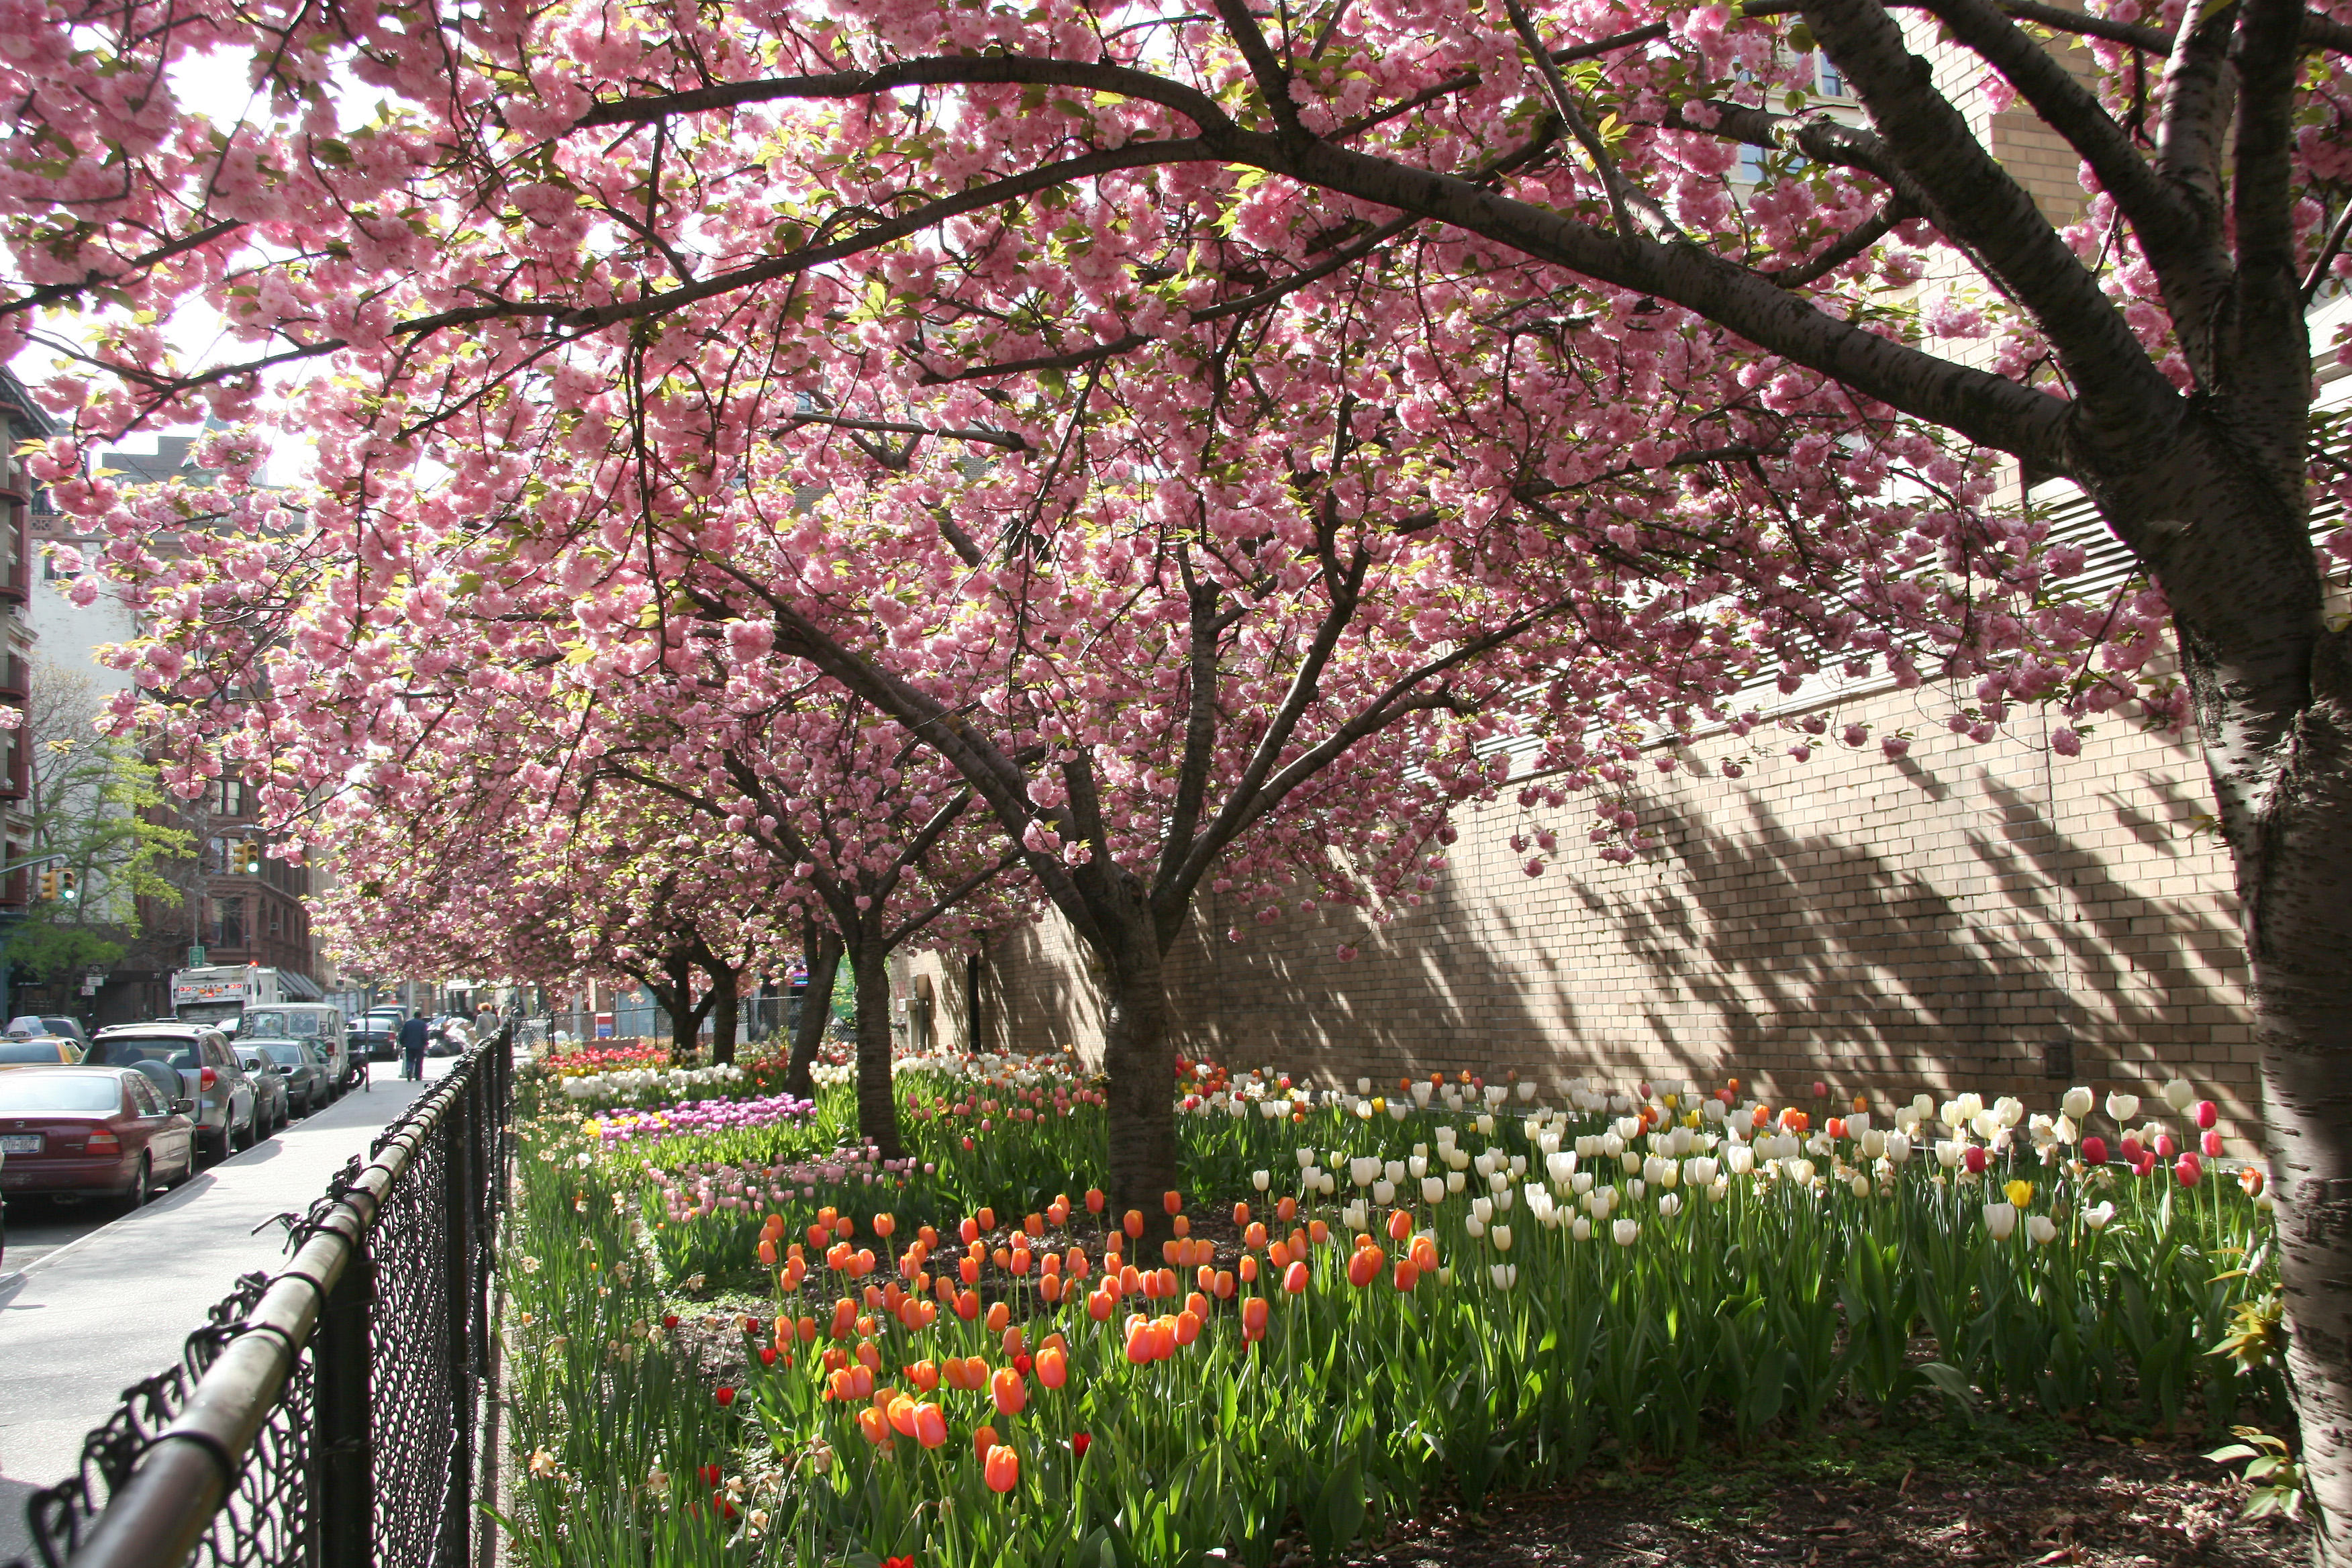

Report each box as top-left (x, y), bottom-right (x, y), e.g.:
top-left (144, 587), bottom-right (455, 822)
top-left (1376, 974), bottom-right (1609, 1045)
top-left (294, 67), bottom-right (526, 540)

top-left (88, 1038), bottom-right (199, 1069)
top-left (242, 1010), bottom-right (323, 1038)
top-left (0, 1075), bottom-right (122, 1112)
top-left (260, 1043), bottom-right (310, 1067)
top-left (0, 1040), bottom-right (74, 1063)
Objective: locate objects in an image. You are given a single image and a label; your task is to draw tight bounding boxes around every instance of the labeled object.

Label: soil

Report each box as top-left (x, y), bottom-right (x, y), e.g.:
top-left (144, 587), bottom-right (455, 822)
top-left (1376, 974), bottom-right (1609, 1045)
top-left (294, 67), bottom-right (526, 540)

top-left (1329, 1425), bottom-right (2304, 1568)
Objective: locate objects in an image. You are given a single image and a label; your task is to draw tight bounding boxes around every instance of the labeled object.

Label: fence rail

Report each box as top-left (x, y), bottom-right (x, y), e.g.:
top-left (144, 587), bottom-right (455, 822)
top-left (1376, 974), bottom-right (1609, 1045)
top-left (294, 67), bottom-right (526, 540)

top-left (9, 1031), bottom-right (514, 1568)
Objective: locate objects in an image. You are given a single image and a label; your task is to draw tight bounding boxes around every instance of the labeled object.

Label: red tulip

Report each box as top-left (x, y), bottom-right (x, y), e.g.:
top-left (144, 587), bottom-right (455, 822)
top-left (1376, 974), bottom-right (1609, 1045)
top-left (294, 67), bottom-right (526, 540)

top-left (714, 1387), bottom-right (736, 1408)
top-left (2156, 1134), bottom-right (2177, 1159)
top-left (2119, 1135), bottom-right (2143, 1162)
top-left (758, 1346), bottom-right (777, 1366)
top-left (1071, 1432), bottom-right (1092, 1460)
top-left (2080, 1136), bottom-right (2107, 1166)
top-left (1963, 1145), bottom-right (1987, 1175)
top-left (699, 1463), bottom-right (722, 1486)
top-left (2175, 1153), bottom-right (2203, 1187)
top-left (661, 1315), bottom-right (679, 1330)
top-left (2196, 1100), bottom-right (2218, 1130)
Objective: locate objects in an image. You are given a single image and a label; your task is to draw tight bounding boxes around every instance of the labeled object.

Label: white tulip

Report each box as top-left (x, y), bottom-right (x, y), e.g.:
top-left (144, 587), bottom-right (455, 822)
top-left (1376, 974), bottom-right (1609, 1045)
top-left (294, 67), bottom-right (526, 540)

top-left (1296, 1146), bottom-right (1316, 1169)
top-left (1545, 1151), bottom-right (1577, 1186)
top-left (1628, 1177), bottom-right (1647, 1200)
top-left (2104, 1092), bottom-right (2139, 1123)
top-left (1849, 1174), bottom-right (1870, 1198)
top-left (1685, 1157), bottom-right (1719, 1187)
top-left (2084, 1201), bottom-right (2116, 1231)
top-left (1489, 1263), bottom-right (1518, 1289)
top-left (2061, 1086), bottom-right (2093, 1120)
top-left (1983, 1202), bottom-right (2018, 1240)
top-left (1302, 1165), bottom-right (1322, 1187)
top-left (1572, 1216), bottom-right (1593, 1241)
top-left (1491, 1224), bottom-right (1514, 1251)
top-left (1358, 1077), bottom-right (1371, 1095)
top-left (1475, 1114), bottom-right (1495, 1136)
top-left (1435, 1265), bottom-right (1453, 1285)
top-left (1860, 1128), bottom-right (1886, 1159)
top-left (2163, 1078), bottom-right (2195, 1112)
top-left (1351, 1156), bottom-right (1381, 1187)
top-left (1707, 1179), bottom-right (1730, 1203)
top-left (1884, 1132), bottom-right (1912, 1166)
top-left (1508, 1155), bottom-right (1528, 1177)
top-left (1318, 1172), bottom-right (1336, 1195)
top-left (1371, 1179), bottom-right (1396, 1206)
top-left (1726, 1144), bottom-right (1756, 1177)
top-left (1573, 1171), bottom-right (1595, 1194)
top-left (1411, 1081), bottom-right (1432, 1108)
top-left (1612, 1218), bottom-right (1640, 1246)
top-left (1446, 1171), bottom-right (1465, 1193)
top-left (1408, 1155), bottom-right (1428, 1179)
top-left (1465, 1216), bottom-right (1486, 1238)
top-left (1621, 1150), bottom-right (1643, 1174)
top-left (1385, 1160), bottom-right (1406, 1184)
top-left (1252, 1169), bottom-right (1271, 1191)
top-left (1471, 1195), bottom-right (1493, 1223)
top-left (1343, 1199), bottom-right (1369, 1230)
top-left (1657, 1193), bottom-right (1683, 1219)
top-left (1421, 1177), bottom-right (1446, 1204)
top-left (2026, 1214), bottom-right (2057, 1246)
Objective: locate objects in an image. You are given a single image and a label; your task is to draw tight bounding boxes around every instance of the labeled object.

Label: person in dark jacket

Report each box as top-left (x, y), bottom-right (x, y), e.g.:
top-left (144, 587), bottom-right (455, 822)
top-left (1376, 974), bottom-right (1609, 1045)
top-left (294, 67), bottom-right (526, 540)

top-left (397, 1012), bottom-right (432, 1082)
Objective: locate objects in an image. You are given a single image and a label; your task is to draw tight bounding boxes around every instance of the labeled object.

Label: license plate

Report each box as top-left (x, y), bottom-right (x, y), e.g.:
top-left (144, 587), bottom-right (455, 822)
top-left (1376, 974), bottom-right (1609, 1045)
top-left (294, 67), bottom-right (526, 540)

top-left (1, 1134), bottom-right (41, 1154)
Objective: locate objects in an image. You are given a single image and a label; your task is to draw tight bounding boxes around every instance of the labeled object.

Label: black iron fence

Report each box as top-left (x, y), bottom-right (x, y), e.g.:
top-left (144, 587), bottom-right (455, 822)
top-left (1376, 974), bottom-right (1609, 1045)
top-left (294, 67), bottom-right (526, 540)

top-left (9, 1030), bottom-right (514, 1568)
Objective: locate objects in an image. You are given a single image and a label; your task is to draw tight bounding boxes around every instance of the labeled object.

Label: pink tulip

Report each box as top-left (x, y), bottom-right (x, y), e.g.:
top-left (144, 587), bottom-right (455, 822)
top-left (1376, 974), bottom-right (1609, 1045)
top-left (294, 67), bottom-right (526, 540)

top-left (2202, 1129), bottom-right (2224, 1157)
top-left (2080, 1136), bottom-right (2107, 1166)
top-left (2173, 1153), bottom-right (2202, 1187)
top-left (2195, 1099), bottom-right (2218, 1130)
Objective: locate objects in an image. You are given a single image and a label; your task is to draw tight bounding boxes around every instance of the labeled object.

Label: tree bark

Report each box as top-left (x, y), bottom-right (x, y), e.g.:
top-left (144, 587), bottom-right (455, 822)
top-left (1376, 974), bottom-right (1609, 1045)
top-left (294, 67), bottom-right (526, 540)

top-left (785, 924), bottom-right (844, 1101)
top-left (847, 942), bottom-right (903, 1159)
top-left (1097, 924), bottom-right (1177, 1234)
top-left (707, 965), bottom-right (740, 1066)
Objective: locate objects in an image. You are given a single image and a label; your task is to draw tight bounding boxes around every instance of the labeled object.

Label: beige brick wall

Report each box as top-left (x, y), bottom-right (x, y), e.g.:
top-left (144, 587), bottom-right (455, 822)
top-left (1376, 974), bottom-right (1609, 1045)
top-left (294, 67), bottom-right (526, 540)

top-left (914, 683), bottom-right (2258, 1141)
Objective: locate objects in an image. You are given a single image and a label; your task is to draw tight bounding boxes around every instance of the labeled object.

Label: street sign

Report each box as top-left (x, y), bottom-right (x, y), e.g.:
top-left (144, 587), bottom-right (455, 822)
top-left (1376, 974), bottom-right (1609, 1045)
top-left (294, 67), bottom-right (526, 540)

top-left (186, 944), bottom-right (207, 967)
top-left (80, 978), bottom-right (98, 995)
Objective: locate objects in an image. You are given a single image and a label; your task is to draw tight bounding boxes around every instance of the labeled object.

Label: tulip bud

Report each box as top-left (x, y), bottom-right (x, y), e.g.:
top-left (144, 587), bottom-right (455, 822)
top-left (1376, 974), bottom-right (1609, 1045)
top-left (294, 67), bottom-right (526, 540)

top-left (2195, 1100), bottom-right (2218, 1130)
top-left (2080, 1135), bottom-right (2108, 1166)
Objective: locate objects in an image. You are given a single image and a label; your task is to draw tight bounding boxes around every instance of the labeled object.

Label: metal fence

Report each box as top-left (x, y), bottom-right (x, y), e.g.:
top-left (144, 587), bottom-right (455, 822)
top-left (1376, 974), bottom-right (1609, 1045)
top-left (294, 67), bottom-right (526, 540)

top-left (9, 1030), bottom-right (514, 1568)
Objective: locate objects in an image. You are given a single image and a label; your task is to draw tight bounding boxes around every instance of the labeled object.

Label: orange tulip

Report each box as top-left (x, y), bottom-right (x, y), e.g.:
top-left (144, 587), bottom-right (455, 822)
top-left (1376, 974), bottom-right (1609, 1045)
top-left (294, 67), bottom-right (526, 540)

top-left (1277, 1195), bottom-right (1297, 1222)
top-left (856, 1406), bottom-right (892, 1447)
top-left (974, 1424), bottom-right (999, 1463)
top-left (856, 1314), bottom-right (877, 1338)
top-left (835, 1216), bottom-right (855, 1240)
top-left (918, 1224), bottom-right (939, 1249)
top-left (1173, 1214), bottom-right (1191, 1238)
top-left (1393, 1259), bottom-right (1421, 1291)
top-left (1040, 1252), bottom-right (1063, 1275)
top-left (863, 1283), bottom-right (885, 1310)
top-left (757, 1238), bottom-right (777, 1267)
top-left (1085, 1189), bottom-right (1106, 1214)
top-left (1124, 1210), bottom-right (1146, 1240)
top-left (909, 1359), bottom-right (940, 1392)
top-left (1232, 1201), bottom-right (1251, 1227)
top-left (1036, 1344), bottom-right (1069, 1389)
top-left (912, 1402), bottom-right (948, 1449)
top-left (1214, 1269), bottom-right (1236, 1300)
top-left (1163, 1190), bottom-right (1183, 1216)
top-left (978, 1208), bottom-right (997, 1233)
top-left (873, 1212), bottom-right (897, 1239)
top-left (1196, 1264), bottom-right (1218, 1293)
top-left (1175, 1310), bottom-right (1202, 1347)
top-left (1346, 1246), bottom-right (1384, 1288)
top-left (955, 1289), bottom-right (980, 1320)
top-left (1040, 1275), bottom-right (1065, 1305)
top-left (991, 1366), bottom-right (1028, 1416)
top-left (1267, 1240), bottom-right (1291, 1271)
top-left (1087, 1288), bottom-right (1116, 1322)
top-left (888, 1393), bottom-right (920, 1437)
top-left (1119, 1264), bottom-right (1142, 1296)
top-left (960, 1217), bottom-right (981, 1245)
top-left (983, 1442), bottom-right (1020, 1494)
top-left (1010, 1247), bottom-right (1032, 1276)
top-left (1308, 1220), bottom-right (1330, 1246)
top-left (985, 1300), bottom-right (1011, 1334)
top-left (1001, 1326), bottom-right (1026, 1359)
top-left (1410, 1234), bottom-right (1440, 1272)
top-left (1159, 1238), bottom-right (1180, 1267)
top-left (1240, 1297), bottom-right (1269, 1341)
top-left (1066, 1248), bottom-right (1089, 1279)
top-left (993, 1246), bottom-right (1012, 1271)
top-left (1238, 1256), bottom-right (1259, 1285)
top-left (1387, 1209), bottom-right (1414, 1242)
top-left (830, 1299), bottom-right (857, 1339)
top-left (1024, 1212), bottom-right (1044, 1238)
top-left (856, 1341), bottom-right (881, 1371)
top-left (1283, 1261), bottom-right (1310, 1293)
top-left (960, 1255), bottom-right (982, 1285)
top-left (1124, 1317), bottom-right (1156, 1364)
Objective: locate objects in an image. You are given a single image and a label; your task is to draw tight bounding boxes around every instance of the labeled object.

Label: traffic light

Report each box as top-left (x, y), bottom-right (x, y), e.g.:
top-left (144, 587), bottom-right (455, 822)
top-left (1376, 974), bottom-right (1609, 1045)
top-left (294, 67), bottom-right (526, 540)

top-left (58, 869), bottom-right (77, 902)
top-left (36, 868), bottom-right (56, 901)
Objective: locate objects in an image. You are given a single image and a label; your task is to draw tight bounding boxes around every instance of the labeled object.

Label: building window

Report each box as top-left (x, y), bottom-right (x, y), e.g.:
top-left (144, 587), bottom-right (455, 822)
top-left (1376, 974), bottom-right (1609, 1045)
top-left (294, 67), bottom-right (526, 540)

top-left (210, 895), bottom-right (246, 949)
top-left (207, 777), bottom-right (247, 817)
top-left (1812, 52), bottom-right (1847, 98)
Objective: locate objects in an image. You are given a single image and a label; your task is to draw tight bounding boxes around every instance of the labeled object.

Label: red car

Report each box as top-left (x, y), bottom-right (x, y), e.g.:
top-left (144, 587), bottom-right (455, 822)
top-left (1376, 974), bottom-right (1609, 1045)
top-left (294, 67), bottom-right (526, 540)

top-left (0, 1067), bottom-right (197, 1214)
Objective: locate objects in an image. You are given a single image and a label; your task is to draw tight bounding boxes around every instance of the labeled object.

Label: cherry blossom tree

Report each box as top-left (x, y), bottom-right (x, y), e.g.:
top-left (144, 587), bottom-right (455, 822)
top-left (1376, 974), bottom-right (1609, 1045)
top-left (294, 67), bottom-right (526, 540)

top-left (11, 0), bottom-right (2352, 1529)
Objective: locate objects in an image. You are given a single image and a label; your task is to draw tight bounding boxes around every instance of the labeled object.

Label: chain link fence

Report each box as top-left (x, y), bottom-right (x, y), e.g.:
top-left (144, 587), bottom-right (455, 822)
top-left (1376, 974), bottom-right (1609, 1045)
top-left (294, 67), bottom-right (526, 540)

top-left (7, 1030), bottom-right (513, 1568)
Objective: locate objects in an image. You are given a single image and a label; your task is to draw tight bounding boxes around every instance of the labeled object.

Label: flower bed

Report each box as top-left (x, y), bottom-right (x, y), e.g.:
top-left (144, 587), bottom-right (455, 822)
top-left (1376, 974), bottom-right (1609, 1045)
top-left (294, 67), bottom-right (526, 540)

top-left (498, 1062), bottom-right (2284, 1566)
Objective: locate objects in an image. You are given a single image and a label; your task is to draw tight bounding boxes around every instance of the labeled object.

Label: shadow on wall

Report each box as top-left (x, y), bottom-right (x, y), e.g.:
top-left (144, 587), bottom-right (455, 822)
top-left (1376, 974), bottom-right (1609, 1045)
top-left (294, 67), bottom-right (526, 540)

top-left (974, 748), bottom-right (2258, 1136)
top-left (1600, 762), bottom-right (2246, 1123)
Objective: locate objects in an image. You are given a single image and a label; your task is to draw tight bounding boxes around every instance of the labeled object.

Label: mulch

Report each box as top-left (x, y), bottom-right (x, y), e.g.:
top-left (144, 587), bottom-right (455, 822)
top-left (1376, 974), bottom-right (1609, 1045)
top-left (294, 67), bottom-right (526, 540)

top-left (1328, 1426), bottom-right (2303, 1568)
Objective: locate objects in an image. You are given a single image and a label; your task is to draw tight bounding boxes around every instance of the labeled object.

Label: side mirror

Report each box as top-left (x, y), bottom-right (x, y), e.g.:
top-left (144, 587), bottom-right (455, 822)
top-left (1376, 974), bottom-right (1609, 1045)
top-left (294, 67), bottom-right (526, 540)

top-left (172, 1097), bottom-right (195, 1115)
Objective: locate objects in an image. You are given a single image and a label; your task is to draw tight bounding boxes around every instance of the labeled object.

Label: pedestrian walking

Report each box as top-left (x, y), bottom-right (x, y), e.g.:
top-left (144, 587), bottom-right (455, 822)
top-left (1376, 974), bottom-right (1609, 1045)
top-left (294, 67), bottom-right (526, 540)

top-left (475, 1003), bottom-right (497, 1037)
top-left (397, 1011), bottom-right (430, 1081)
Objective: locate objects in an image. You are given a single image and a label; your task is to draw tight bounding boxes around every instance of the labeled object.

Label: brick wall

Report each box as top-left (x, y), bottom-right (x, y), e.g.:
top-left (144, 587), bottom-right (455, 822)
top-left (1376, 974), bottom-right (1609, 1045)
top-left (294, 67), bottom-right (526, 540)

top-left (914, 680), bottom-right (2258, 1140)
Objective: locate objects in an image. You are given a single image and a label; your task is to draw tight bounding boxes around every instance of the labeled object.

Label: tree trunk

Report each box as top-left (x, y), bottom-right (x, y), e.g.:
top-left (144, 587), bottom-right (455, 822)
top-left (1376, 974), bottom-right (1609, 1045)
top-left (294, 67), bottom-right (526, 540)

top-left (708, 965), bottom-right (739, 1066)
top-left (785, 926), bottom-right (844, 1101)
top-left (847, 943), bottom-right (903, 1159)
top-left (1097, 928), bottom-right (1177, 1236)
top-left (2233, 643), bottom-right (2352, 1551)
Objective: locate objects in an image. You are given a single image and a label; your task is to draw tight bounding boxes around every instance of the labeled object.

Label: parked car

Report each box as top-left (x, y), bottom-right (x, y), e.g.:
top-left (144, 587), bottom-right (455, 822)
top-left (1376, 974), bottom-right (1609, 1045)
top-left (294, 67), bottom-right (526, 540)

top-left (0, 1036), bottom-right (85, 1067)
top-left (5, 1016), bottom-right (91, 1046)
top-left (354, 1022), bottom-right (397, 1062)
top-left (0, 1066), bottom-right (197, 1213)
top-left (81, 1025), bottom-right (257, 1163)
top-left (246, 1039), bottom-right (333, 1115)
top-left (362, 1008), bottom-right (405, 1039)
top-left (234, 1047), bottom-right (292, 1135)
top-left (239, 1005), bottom-right (356, 1093)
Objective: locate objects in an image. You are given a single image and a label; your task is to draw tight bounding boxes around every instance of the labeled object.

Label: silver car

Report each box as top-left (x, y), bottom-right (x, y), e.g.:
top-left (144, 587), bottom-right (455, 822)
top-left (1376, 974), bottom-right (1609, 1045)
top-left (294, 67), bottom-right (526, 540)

top-left (82, 1026), bottom-right (257, 1164)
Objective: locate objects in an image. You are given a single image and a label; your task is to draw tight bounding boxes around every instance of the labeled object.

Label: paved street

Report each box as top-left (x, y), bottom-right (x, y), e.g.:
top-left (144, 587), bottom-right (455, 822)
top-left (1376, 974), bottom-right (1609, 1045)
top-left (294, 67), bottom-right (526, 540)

top-left (0, 1057), bottom-right (456, 1563)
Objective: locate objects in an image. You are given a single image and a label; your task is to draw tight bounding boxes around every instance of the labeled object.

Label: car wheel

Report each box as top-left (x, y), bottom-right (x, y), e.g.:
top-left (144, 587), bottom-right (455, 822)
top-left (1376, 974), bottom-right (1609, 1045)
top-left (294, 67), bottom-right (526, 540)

top-left (196, 1126), bottom-right (222, 1167)
top-left (117, 1155), bottom-right (151, 1218)
top-left (232, 1114), bottom-right (255, 1153)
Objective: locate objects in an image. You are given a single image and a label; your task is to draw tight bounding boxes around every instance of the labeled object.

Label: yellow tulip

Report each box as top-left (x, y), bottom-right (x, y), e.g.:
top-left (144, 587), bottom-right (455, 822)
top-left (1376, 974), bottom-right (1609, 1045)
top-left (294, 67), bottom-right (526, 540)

top-left (2004, 1179), bottom-right (2034, 1210)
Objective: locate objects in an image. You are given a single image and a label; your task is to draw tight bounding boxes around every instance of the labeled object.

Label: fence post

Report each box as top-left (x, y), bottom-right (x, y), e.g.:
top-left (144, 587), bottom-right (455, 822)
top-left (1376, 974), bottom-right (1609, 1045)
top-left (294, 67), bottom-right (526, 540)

top-left (438, 1077), bottom-right (477, 1568)
top-left (311, 1242), bottom-right (375, 1568)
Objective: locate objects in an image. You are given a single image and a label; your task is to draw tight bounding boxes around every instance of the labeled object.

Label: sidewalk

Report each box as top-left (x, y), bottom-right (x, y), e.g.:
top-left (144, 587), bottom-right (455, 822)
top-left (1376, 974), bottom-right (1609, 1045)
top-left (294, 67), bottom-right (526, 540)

top-left (0, 1058), bottom-right (454, 1563)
